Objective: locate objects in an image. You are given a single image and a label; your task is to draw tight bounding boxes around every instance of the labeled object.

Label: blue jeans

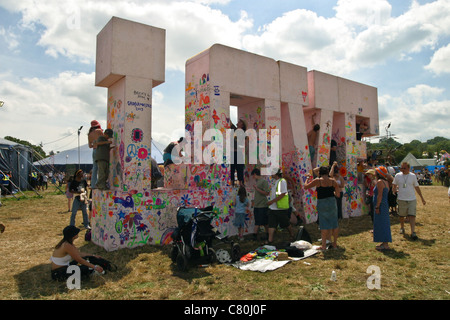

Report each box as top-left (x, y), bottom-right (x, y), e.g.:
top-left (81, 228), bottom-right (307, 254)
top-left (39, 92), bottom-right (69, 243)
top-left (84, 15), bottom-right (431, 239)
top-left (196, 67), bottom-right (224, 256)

top-left (70, 197), bottom-right (90, 228)
top-left (91, 149), bottom-right (98, 188)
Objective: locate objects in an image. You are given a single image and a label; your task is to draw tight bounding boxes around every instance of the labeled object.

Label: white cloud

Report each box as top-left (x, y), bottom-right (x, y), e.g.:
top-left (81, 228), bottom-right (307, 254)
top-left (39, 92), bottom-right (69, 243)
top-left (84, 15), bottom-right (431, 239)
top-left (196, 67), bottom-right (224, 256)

top-left (425, 43), bottom-right (450, 75)
top-left (243, 0), bottom-right (450, 75)
top-left (151, 90), bottom-right (186, 147)
top-left (243, 9), bottom-right (352, 74)
top-left (1, 0), bottom-right (449, 152)
top-left (0, 26), bottom-right (19, 51)
top-left (1, 0), bottom-right (252, 69)
top-left (334, 0), bottom-right (392, 28)
top-left (378, 84), bottom-right (450, 143)
top-left (0, 71), bottom-right (105, 151)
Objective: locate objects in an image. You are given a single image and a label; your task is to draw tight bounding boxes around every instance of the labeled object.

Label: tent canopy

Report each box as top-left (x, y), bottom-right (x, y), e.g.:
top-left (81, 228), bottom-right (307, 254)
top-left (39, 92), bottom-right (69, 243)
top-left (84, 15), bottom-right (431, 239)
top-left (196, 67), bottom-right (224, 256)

top-left (0, 137), bottom-right (34, 190)
top-left (400, 152), bottom-right (423, 168)
top-left (34, 139), bottom-right (165, 167)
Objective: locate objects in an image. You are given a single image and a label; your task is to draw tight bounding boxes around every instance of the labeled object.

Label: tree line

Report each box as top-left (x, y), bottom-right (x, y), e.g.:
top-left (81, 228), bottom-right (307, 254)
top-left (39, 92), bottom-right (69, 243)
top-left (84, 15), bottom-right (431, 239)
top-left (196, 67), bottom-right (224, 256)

top-left (367, 136), bottom-right (450, 166)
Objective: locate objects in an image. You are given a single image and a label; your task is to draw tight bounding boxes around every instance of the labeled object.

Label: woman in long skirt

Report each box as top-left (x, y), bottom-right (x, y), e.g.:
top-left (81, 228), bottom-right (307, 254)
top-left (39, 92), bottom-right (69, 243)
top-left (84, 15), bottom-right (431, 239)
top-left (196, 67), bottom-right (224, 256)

top-left (373, 166), bottom-right (392, 251)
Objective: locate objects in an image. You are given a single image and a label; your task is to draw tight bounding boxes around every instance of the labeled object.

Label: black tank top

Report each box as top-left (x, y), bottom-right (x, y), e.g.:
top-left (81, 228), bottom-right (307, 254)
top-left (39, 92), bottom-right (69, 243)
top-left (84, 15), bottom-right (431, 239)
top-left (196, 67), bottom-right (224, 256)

top-left (317, 179), bottom-right (335, 199)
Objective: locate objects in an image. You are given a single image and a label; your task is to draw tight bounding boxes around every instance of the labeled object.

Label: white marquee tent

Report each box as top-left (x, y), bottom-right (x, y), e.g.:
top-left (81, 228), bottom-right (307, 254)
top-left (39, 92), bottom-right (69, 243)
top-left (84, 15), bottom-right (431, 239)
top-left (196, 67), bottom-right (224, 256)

top-left (34, 140), bottom-right (165, 170)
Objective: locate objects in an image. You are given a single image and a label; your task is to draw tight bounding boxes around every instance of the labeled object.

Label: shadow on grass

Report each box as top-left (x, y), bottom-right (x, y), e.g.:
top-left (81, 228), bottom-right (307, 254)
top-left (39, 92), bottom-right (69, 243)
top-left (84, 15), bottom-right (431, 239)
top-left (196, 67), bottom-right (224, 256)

top-left (13, 239), bottom-right (221, 298)
top-left (380, 249), bottom-right (410, 259)
top-left (14, 263), bottom-right (118, 299)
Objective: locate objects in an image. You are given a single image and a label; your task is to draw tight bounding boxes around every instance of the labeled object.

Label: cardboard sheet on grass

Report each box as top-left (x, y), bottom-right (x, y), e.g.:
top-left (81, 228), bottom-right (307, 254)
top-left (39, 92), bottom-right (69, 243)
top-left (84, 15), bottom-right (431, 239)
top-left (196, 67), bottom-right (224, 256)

top-left (231, 241), bottom-right (320, 272)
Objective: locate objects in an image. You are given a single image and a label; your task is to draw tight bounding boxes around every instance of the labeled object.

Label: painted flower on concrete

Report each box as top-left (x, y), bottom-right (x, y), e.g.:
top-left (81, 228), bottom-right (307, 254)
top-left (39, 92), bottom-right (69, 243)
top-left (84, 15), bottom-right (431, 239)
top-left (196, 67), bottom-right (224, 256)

top-left (123, 211), bottom-right (143, 229)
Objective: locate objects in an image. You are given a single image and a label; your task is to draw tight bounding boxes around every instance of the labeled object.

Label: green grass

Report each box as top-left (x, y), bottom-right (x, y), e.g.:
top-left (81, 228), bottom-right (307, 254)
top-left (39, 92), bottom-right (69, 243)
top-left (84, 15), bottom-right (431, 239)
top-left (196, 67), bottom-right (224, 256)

top-left (0, 184), bottom-right (449, 300)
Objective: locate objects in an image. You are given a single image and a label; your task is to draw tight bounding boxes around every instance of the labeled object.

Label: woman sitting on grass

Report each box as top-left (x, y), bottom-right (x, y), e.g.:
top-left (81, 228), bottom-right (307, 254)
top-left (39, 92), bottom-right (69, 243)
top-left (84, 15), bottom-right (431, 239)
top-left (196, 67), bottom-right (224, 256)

top-left (50, 225), bottom-right (104, 281)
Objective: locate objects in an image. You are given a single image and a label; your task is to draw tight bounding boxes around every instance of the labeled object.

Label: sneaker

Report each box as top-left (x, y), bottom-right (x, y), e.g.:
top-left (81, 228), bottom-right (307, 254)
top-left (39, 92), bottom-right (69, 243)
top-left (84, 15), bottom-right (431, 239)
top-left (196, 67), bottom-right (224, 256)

top-left (411, 232), bottom-right (418, 240)
top-left (400, 228), bottom-right (405, 234)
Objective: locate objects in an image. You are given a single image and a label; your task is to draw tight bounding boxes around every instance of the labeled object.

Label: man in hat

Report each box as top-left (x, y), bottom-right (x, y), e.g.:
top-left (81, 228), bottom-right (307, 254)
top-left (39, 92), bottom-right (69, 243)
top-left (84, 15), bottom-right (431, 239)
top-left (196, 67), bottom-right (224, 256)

top-left (88, 120), bottom-right (103, 189)
top-left (393, 162), bottom-right (426, 240)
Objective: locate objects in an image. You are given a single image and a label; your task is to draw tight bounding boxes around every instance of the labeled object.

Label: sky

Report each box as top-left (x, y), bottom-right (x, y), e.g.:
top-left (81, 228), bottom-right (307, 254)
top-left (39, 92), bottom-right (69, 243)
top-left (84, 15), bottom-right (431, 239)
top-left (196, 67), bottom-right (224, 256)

top-left (0, 0), bottom-right (449, 155)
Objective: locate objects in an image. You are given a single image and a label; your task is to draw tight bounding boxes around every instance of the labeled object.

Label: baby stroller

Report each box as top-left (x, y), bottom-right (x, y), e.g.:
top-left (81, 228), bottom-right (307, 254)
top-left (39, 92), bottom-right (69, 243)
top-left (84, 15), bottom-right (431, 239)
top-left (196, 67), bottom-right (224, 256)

top-left (170, 205), bottom-right (241, 271)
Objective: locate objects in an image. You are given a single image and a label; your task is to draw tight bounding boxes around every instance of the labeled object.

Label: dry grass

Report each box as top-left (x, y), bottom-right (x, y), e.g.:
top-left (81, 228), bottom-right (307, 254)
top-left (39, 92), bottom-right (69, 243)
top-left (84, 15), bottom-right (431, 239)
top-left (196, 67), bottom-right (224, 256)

top-left (0, 185), bottom-right (449, 300)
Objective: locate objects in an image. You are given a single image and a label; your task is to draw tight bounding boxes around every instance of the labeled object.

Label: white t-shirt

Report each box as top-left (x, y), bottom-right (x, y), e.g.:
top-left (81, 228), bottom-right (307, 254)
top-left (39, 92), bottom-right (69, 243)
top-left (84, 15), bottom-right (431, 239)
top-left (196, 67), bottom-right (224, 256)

top-left (269, 178), bottom-right (288, 210)
top-left (393, 172), bottom-right (419, 201)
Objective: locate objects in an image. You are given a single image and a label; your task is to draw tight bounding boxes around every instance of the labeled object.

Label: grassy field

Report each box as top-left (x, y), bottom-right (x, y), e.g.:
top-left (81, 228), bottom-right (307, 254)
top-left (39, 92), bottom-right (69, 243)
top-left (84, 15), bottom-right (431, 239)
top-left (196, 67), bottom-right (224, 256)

top-left (0, 184), bottom-right (449, 301)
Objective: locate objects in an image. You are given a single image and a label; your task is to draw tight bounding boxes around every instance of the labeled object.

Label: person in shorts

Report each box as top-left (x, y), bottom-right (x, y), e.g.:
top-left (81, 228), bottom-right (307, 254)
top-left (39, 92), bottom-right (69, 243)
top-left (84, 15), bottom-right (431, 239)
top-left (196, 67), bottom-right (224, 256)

top-left (251, 168), bottom-right (270, 241)
top-left (392, 162), bottom-right (426, 240)
top-left (266, 169), bottom-right (294, 244)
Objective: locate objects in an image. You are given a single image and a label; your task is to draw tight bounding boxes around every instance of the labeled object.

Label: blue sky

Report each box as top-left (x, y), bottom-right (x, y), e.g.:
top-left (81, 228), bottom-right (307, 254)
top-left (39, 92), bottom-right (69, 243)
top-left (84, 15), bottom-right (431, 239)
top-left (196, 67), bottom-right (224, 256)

top-left (0, 0), bottom-right (449, 155)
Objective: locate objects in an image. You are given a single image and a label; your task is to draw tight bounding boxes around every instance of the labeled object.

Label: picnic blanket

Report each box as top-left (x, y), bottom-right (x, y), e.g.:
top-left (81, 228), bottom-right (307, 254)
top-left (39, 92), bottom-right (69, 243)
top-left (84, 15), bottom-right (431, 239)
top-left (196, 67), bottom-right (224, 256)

top-left (231, 241), bottom-right (320, 272)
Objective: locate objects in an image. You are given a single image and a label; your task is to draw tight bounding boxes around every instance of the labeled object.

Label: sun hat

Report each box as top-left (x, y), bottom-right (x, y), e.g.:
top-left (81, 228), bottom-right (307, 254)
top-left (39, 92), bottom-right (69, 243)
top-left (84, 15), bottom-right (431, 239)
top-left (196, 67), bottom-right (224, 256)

top-left (375, 166), bottom-right (388, 179)
top-left (365, 169), bottom-right (376, 176)
top-left (90, 120), bottom-right (101, 128)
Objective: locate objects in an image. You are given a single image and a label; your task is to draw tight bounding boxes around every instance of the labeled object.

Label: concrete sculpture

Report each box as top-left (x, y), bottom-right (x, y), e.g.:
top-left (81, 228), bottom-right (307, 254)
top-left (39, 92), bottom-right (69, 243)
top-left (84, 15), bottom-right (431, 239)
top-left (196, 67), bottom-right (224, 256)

top-left (92, 17), bottom-right (378, 251)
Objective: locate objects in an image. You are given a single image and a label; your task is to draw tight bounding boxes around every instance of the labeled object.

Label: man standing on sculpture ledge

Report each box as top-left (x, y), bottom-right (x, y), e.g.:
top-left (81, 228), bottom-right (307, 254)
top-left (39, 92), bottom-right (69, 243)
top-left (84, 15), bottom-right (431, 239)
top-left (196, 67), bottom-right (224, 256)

top-left (307, 113), bottom-right (320, 167)
top-left (93, 129), bottom-right (114, 190)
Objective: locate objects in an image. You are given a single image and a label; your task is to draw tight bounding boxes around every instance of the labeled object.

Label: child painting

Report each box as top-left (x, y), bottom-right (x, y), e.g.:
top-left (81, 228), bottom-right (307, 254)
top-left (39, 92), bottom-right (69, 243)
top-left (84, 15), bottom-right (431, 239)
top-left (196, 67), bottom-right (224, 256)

top-left (233, 186), bottom-right (250, 241)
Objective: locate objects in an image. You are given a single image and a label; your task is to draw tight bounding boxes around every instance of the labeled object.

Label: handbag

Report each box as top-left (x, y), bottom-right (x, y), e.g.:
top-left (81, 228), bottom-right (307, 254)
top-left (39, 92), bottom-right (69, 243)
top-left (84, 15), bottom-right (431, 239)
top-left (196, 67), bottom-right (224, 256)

top-left (365, 190), bottom-right (372, 205)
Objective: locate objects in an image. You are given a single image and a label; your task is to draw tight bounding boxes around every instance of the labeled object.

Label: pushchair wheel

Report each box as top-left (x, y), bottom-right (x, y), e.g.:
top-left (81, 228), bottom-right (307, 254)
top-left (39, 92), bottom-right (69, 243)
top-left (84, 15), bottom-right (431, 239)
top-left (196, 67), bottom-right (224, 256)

top-left (176, 252), bottom-right (189, 272)
top-left (170, 245), bottom-right (178, 263)
top-left (231, 242), bottom-right (241, 262)
top-left (207, 247), bottom-right (217, 264)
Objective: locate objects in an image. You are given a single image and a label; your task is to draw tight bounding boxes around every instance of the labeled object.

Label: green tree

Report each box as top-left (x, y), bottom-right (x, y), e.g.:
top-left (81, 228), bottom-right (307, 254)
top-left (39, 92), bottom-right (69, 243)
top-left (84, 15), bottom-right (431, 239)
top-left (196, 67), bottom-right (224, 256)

top-left (3, 136), bottom-right (46, 162)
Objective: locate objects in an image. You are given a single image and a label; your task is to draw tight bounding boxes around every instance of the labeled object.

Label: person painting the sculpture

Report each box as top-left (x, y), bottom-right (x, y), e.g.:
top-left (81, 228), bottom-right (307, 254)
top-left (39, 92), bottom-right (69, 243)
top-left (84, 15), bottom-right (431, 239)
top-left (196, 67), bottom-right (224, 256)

top-left (304, 166), bottom-right (340, 250)
top-left (233, 186), bottom-right (250, 241)
top-left (88, 120), bottom-right (104, 189)
top-left (307, 113), bottom-right (320, 166)
top-left (251, 168), bottom-right (270, 241)
top-left (93, 128), bottom-right (113, 190)
top-left (230, 119), bottom-right (247, 187)
top-left (163, 137), bottom-right (183, 167)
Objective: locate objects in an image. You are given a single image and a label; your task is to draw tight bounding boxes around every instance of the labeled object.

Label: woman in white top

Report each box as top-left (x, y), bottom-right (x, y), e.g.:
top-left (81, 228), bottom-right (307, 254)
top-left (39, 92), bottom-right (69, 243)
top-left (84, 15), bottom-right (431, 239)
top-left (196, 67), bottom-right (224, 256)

top-left (51, 225), bottom-right (103, 281)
